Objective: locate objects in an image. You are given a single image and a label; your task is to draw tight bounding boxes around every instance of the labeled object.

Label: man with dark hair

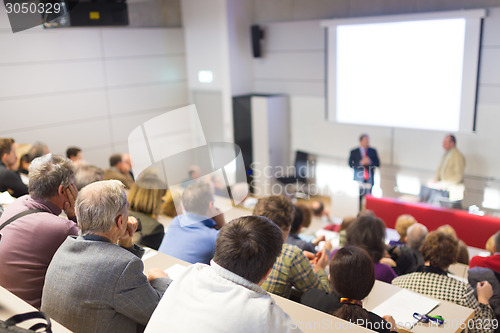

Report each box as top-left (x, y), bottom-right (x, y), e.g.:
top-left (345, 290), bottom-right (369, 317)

top-left (158, 181), bottom-right (224, 264)
top-left (433, 134), bottom-right (466, 201)
top-left (145, 216), bottom-right (301, 333)
top-left (254, 195), bottom-right (330, 298)
top-left (349, 134), bottom-right (380, 210)
top-left (0, 154), bottom-right (78, 308)
top-left (103, 153), bottom-right (134, 189)
top-left (66, 146), bottom-right (82, 163)
top-left (0, 138), bottom-right (28, 198)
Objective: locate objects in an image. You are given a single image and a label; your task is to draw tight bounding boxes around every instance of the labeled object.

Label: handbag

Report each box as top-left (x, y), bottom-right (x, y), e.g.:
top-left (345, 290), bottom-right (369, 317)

top-left (0, 311), bottom-right (52, 333)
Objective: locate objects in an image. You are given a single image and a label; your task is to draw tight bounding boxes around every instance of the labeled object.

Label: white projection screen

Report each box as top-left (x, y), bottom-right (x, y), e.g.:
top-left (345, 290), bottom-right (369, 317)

top-left (322, 10), bottom-right (486, 132)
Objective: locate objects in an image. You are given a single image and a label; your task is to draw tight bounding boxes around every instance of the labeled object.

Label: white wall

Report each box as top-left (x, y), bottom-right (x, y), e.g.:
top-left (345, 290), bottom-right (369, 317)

top-left (253, 9), bottom-right (500, 210)
top-left (0, 8), bottom-right (188, 169)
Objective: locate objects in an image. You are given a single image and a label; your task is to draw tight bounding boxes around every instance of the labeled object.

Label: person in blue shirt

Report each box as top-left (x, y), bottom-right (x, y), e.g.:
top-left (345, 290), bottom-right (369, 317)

top-left (158, 181), bottom-right (225, 264)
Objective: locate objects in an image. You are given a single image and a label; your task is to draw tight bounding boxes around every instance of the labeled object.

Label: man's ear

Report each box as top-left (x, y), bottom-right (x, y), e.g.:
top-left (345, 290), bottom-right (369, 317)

top-left (58, 185), bottom-right (65, 198)
top-left (115, 214), bottom-right (124, 229)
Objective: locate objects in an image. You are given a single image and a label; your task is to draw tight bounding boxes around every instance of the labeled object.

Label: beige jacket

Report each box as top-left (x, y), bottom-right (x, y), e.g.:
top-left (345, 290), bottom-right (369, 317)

top-left (435, 147), bottom-right (466, 185)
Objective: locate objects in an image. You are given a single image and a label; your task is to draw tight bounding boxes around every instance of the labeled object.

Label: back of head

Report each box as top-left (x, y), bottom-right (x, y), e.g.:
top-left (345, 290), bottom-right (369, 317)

top-left (0, 138), bottom-right (14, 159)
top-left (66, 147), bottom-right (81, 159)
top-left (253, 195), bottom-right (295, 233)
top-left (494, 231), bottom-right (500, 254)
top-left (128, 171), bottom-right (166, 215)
top-left (28, 141), bottom-right (49, 161)
top-left (28, 154), bottom-right (75, 200)
top-left (109, 154), bottom-right (122, 167)
top-left (182, 181), bottom-right (213, 215)
top-left (331, 246), bottom-right (374, 321)
top-left (290, 205), bottom-right (304, 234)
top-left (437, 224), bottom-right (458, 240)
top-left (357, 209), bottom-right (375, 218)
top-left (421, 231), bottom-right (458, 270)
top-left (75, 165), bottom-right (104, 191)
top-left (297, 203), bottom-right (312, 228)
top-left (406, 223), bottom-right (428, 250)
top-left (76, 180), bottom-right (128, 235)
top-left (345, 215), bottom-right (386, 262)
top-left (340, 216), bottom-right (356, 232)
top-left (395, 214), bottom-right (417, 240)
top-left (214, 216), bottom-right (283, 284)
top-left (311, 200), bottom-right (324, 217)
top-left (485, 234), bottom-right (496, 255)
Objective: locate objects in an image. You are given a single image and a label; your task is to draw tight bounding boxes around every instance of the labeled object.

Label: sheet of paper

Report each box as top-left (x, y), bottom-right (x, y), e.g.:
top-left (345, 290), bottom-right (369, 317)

top-left (449, 274), bottom-right (468, 284)
top-left (371, 289), bottom-right (440, 328)
top-left (142, 248), bottom-right (158, 261)
top-left (164, 264), bottom-right (188, 280)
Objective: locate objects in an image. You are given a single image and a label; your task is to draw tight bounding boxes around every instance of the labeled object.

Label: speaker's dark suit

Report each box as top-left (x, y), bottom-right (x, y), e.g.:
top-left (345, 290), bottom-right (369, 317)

top-left (348, 147), bottom-right (380, 186)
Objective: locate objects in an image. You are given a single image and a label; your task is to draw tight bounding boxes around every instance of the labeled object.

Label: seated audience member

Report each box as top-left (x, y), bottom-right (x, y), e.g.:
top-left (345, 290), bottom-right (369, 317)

top-left (181, 165), bottom-right (202, 187)
top-left (338, 216), bottom-right (356, 247)
top-left (161, 189), bottom-right (182, 217)
top-left (254, 196), bottom-right (331, 298)
top-left (28, 141), bottom-right (50, 161)
top-left (103, 153), bottom-right (135, 189)
top-left (158, 181), bottom-right (223, 264)
top-left (470, 231), bottom-right (500, 272)
top-left (297, 203), bottom-right (313, 228)
top-left (15, 143), bottom-right (32, 185)
top-left (74, 164), bottom-right (104, 191)
top-left (42, 180), bottom-right (170, 333)
top-left (0, 154), bottom-right (78, 308)
top-left (145, 216), bottom-right (301, 333)
top-left (121, 153), bottom-right (134, 180)
top-left (66, 146), bottom-right (82, 164)
top-left (311, 200), bottom-right (331, 221)
top-left (302, 246), bottom-right (398, 333)
top-left (437, 224), bottom-right (469, 265)
top-left (345, 215), bottom-right (398, 283)
top-left (389, 223), bottom-right (428, 275)
top-left (389, 214), bottom-right (417, 246)
top-left (127, 170), bottom-right (166, 250)
top-left (393, 231), bottom-right (495, 333)
top-left (286, 205), bottom-right (330, 254)
top-left (17, 153), bottom-right (31, 185)
top-left (0, 138), bottom-right (28, 197)
top-left (486, 234), bottom-right (496, 255)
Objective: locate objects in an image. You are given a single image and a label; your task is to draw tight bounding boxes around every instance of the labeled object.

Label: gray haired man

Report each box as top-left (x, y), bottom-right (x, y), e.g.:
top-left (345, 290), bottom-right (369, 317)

top-left (0, 154), bottom-right (78, 308)
top-left (42, 180), bottom-right (170, 333)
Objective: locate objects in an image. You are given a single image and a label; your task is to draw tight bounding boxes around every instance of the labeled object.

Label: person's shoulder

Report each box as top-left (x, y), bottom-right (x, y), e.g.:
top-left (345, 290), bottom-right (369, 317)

top-left (283, 243), bottom-right (303, 255)
top-left (469, 255), bottom-right (489, 268)
top-left (349, 147), bottom-right (360, 154)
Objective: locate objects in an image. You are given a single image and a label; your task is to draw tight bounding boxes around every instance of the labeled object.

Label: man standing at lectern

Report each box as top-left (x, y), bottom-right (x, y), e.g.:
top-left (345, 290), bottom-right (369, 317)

top-left (433, 134), bottom-right (466, 201)
top-left (349, 134), bottom-right (380, 210)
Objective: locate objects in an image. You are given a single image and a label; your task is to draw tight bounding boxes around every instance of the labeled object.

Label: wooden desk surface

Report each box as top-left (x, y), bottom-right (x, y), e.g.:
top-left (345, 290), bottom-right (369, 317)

top-left (142, 250), bottom-right (372, 333)
top-left (0, 287), bottom-right (72, 332)
top-left (448, 263), bottom-right (469, 280)
top-left (364, 280), bottom-right (474, 333)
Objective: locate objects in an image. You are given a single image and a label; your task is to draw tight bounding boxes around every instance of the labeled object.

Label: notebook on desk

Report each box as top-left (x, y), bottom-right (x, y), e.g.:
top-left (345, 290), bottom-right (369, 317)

top-left (371, 289), bottom-right (440, 328)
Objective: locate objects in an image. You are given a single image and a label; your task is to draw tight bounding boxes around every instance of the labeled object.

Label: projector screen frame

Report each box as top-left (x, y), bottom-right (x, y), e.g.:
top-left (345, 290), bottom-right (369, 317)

top-left (321, 9), bottom-right (487, 133)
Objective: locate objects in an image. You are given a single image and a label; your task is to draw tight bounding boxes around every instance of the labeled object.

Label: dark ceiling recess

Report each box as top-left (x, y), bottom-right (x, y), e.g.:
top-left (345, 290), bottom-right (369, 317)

top-left (44, 0), bottom-right (129, 28)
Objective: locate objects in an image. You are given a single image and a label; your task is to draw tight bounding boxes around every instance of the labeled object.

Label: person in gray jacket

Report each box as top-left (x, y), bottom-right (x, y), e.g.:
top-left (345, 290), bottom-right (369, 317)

top-left (468, 266), bottom-right (500, 330)
top-left (41, 180), bottom-right (171, 333)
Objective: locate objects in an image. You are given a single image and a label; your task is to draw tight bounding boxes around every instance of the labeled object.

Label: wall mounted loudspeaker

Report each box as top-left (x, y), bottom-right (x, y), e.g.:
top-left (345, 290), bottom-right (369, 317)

top-left (251, 25), bottom-right (264, 58)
